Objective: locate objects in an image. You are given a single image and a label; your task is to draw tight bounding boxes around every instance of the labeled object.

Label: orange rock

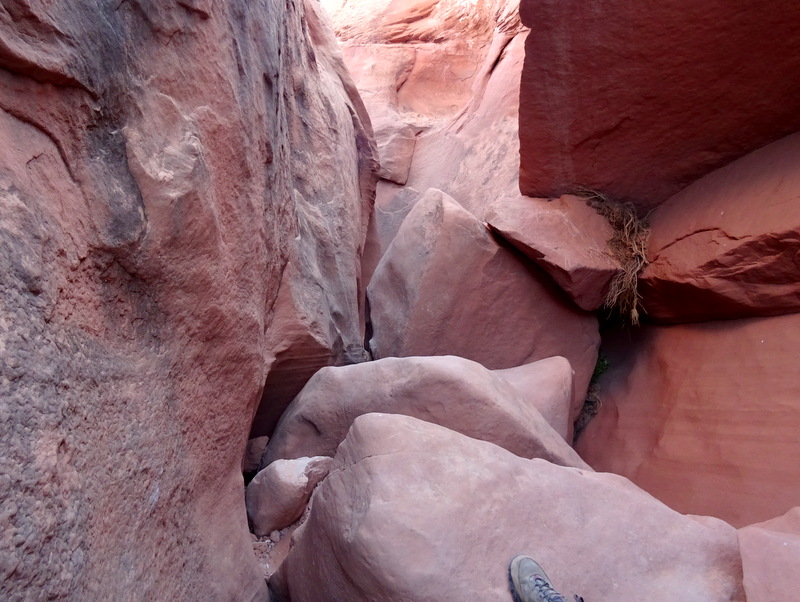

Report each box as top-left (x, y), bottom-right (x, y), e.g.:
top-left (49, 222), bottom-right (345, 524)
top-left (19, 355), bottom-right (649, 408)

top-left (518, 0), bottom-right (800, 210)
top-left (577, 315), bottom-right (800, 527)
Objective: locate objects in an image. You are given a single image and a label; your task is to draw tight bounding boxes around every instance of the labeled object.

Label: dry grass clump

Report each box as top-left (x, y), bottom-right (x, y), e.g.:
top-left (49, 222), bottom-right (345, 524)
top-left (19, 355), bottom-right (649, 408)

top-left (576, 189), bottom-right (650, 325)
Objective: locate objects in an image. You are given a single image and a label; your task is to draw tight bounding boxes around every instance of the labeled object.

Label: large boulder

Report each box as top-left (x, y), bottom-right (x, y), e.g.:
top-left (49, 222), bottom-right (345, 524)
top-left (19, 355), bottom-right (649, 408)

top-left (273, 413), bottom-right (745, 601)
top-left (486, 194), bottom-right (621, 311)
top-left (576, 315), bottom-right (800, 527)
top-left (367, 188), bottom-right (599, 418)
top-left (0, 1), bottom-right (374, 599)
top-left (518, 0), bottom-right (800, 210)
top-left (739, 507), bottom-right (800, 601)
top-left (640, 132), bottom-right (800, 322)
top-left (263, 355), bottom-right (585, 468)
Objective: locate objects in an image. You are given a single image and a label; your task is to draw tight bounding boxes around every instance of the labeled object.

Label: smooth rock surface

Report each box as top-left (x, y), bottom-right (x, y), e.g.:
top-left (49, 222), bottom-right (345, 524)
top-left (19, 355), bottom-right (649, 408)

top-left (0, 1), bottom-right (374, 599)
top-left (641, 132), bottom-right (800, 322)
top-left (246, 456), bottom-right (333, 537)
top-left (367, 188), bottom-right (599, 419)
top-left (577, 315), bottom-right (800, 527)
top-left (739, 507), bottom-right (800, 601)
top-left (274, 413), bottom-right (745, 601)
top-left (263, 355), bottom-right (584, 468)
top-left (518, 0), bottom-right (800, 210)
top-left (486, 195), bottom-right (621, 311)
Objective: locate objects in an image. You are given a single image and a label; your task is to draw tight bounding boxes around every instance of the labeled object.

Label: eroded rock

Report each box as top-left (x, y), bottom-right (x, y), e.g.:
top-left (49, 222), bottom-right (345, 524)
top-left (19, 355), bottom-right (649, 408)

top-left (641, 131), bottom-right (800, 322)
top-left (739, 507), bottom-right (800, 601)
top-left (0, 1), bottom-right (374, 599)
top-left (273, 413), bottom-right (744, 601)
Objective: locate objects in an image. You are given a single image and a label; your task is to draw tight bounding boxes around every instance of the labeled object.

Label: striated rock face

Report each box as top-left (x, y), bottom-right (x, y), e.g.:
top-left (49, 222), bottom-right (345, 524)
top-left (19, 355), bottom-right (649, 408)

top-left (576, 316), bottom-right (800, 527)
top-left (367, 188), bottom-right (599, 420)
top-left (518, 0), bottom-right (800, 210)
top-left (640, 132), bottom-right (800, 323)
top-left (263, 355), bottom-right (585, 468)
top-left (274, 413), bottom-right (745, 601)
top-left (0, 1), bottom-right (375, 599)
top-left (739, 507), bottom-right (800, 601)
top-left (486, 194), bottom-right (621, 311)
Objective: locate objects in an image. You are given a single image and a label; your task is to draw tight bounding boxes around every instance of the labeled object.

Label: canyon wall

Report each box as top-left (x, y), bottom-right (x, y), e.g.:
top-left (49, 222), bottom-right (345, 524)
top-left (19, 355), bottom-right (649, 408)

top-left (0, 1), bottom-right (375, 599)
top-left (517, 0), bottom-right (800, 210)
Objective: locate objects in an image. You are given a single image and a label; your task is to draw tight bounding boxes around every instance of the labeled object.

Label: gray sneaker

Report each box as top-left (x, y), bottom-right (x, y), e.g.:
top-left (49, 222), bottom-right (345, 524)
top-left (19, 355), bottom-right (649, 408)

top-left (508, 555), bottom-right (582, 602)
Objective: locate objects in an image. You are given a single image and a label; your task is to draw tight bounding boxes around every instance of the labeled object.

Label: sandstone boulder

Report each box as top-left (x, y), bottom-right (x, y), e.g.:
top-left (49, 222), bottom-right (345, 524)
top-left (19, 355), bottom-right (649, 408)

top-left (0, 1), bottom-right (374, 599)
top-left (576, 315), bottom-right (800, 527)
top-left (263, 355), bottom-right (584, 469)
top-left (518, 0), bottom-right (800, 210)
top-left (367, 188), bottom-right (599, 418)
top-left (245, 456), bottom-right (333, 537)
top-left (273, 413), bottom-right (744, 601)
top-left (739, 507), bottom-right (800, 601)
top-left (640, 132), bottom-right (800, 322)
top-left (486, 195), bottom-right (621, 311)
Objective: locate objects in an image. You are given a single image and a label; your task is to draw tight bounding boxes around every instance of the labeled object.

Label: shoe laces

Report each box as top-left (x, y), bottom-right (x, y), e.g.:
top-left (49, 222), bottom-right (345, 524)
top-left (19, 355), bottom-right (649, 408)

top-left (531, 574), bottom-right (567, 602)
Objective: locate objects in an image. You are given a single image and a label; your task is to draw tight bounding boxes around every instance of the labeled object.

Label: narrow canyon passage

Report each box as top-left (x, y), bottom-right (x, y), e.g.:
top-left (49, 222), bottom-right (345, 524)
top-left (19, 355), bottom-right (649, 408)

top-left (3, 0), bottom-right (800, 600)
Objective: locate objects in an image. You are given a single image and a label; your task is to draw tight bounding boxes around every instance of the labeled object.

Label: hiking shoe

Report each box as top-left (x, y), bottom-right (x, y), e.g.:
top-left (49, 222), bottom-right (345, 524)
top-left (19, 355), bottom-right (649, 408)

top-left (508, 555), bottom-right (569, 602)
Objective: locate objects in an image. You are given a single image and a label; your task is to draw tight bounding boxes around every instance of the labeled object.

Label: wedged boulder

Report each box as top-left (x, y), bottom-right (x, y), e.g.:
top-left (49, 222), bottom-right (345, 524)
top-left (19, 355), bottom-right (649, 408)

top-left (739, 507), bottom-right (800, 601)
top-left (518, 0), bottom-right (800, 210)
top-left (273, 413), bottom-right (745, 601)
top-left (486, 194), bottom-right (621, 311)
top-left (641, 132), bottom-right (800, 322)
top-left (245, 456), bottom-right (333, 537)
top-left (576, 315), bottom-right (800, 527)
top-left (367, 188), bottom-right (599, 418)
top-left (263, 355), bottom-right (584, 469)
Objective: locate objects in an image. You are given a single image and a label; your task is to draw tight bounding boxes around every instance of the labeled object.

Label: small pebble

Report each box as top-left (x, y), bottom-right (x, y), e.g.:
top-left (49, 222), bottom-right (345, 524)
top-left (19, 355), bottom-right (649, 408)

top-left (269, 530), bottom-right (281, 543)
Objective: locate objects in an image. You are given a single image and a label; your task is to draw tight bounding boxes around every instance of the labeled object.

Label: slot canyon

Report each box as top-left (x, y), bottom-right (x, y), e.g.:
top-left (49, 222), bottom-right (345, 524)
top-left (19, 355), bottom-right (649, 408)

top-left (2, 0), bottom-right (800, 600)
